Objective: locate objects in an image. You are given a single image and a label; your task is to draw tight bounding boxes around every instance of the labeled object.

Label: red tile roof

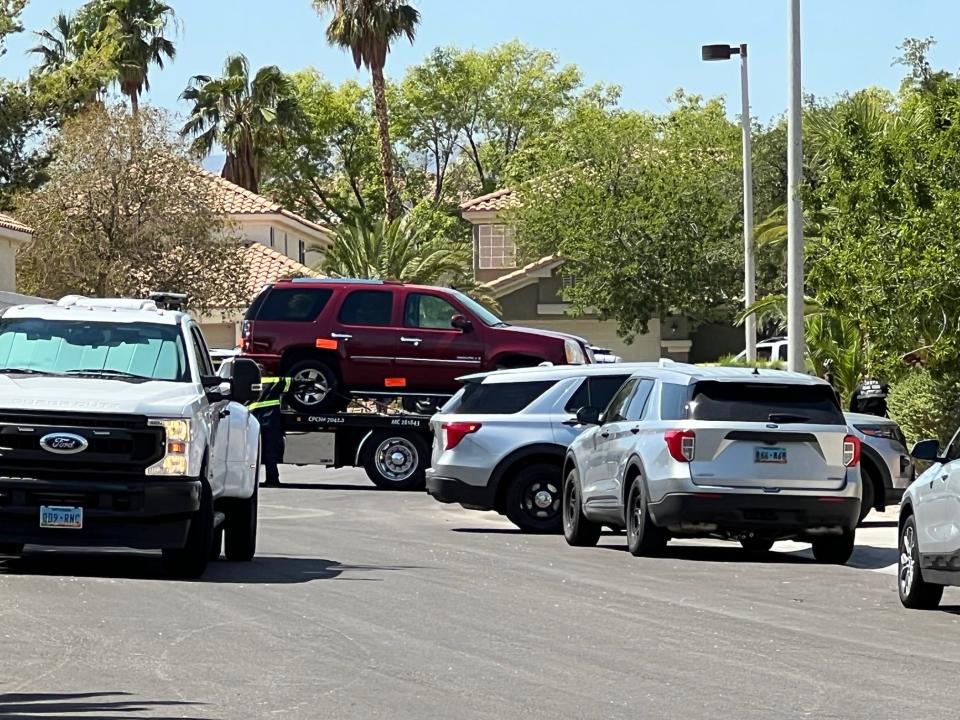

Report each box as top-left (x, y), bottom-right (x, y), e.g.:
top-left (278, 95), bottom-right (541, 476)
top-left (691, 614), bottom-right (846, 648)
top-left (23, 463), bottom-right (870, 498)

top-left (459, 188), bottom-right (520, 213)
top-left (481, 255), bottom-right (562, 293)
top-left (0, 212), bottom-right (32, 235)
top-left (243, 242), bottom-right (321, 293)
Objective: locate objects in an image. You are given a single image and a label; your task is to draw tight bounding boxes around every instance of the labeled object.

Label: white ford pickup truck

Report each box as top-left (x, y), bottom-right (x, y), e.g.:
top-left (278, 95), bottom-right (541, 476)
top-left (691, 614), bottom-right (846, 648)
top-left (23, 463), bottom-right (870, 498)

top-left (0, 294), bottom-right (262, 578)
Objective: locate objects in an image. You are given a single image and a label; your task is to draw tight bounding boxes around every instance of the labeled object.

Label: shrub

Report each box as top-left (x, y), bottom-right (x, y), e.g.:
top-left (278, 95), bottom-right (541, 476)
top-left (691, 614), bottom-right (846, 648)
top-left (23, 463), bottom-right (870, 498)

top-left (887, 368), bottom-right (960, 447)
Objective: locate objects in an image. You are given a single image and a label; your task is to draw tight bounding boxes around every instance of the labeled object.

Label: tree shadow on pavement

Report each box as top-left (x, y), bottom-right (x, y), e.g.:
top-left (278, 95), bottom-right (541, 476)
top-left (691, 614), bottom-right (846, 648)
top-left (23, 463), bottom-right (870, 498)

top-left (0, 691), bottom-right (209, 719)
top-left (0, 551), bottom-right (424, 584)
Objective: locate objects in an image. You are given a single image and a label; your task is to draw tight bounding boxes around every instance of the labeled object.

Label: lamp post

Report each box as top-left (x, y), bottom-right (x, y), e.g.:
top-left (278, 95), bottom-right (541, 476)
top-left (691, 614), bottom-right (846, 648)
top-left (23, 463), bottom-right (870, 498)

top-left (702, 42), bottom-right (756, 362)
top-left (786, 0), bottom-right (804, 372)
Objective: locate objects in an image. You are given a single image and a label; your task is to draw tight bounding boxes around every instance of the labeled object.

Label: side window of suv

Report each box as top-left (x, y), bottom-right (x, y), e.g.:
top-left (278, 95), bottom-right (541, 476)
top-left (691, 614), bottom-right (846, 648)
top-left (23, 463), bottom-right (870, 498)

top-left (625, 379), bottom-right (656, 420)
top-left (255, 288), bottom-right (332, 322)
top-left (189, 326), bottom-right (214, 377)
top-left (338, 290), bottom-right (394, 327)
top-left (405, 293), bottom-right (458, 330)
top-left (944, 428), bottom-right (960, 462)
top-left (604, 378), bottom-right (639, 423)
top-left (564, 375), bottom-right (630, 413)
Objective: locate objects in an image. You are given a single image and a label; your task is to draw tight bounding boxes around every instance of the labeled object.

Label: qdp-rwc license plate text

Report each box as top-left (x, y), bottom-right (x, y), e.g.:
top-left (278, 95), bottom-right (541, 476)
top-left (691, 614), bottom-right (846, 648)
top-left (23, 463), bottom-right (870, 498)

top-left (40, 505), bottom-right (83, 529)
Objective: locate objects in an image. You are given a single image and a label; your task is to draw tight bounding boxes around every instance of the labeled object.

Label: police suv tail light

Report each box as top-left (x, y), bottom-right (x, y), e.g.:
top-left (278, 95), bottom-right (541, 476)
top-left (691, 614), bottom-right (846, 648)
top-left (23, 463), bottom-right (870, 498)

top-left (442, 422), bottom-right (481, 450)
top-left (665, 430), bottom-right (696, 462)
top-left (843, 435), bottom-right (861, 468)
top-left (146, 419), bottom-right (192, 476)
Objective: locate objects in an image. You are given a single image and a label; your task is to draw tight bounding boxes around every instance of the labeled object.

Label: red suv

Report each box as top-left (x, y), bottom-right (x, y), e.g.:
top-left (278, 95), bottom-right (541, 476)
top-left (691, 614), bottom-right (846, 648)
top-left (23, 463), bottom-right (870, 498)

top-left (240, 279), bottom-right (593, 411)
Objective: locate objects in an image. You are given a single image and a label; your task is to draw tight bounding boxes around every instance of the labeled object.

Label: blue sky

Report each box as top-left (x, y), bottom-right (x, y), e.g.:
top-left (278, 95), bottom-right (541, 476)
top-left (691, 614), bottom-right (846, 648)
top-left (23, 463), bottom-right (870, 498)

top-left (1, 0), bottom-right (957, 124)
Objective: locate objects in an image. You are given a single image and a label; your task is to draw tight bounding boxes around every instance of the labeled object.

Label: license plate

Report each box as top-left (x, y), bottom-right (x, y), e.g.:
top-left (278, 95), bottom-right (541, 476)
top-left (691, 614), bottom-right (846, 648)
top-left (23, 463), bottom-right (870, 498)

top-left (755, 447), bottom-right (787, 464)
top-left (40, 505), bottom-right (83, 529)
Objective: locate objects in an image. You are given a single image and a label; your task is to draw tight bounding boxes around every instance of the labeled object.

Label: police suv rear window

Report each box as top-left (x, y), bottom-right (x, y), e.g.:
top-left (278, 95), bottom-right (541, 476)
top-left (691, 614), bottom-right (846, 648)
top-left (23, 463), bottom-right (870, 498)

top-left (689, 381), bottom-right (845, 425)
top-left (454, 380), bottom-right (556, 415)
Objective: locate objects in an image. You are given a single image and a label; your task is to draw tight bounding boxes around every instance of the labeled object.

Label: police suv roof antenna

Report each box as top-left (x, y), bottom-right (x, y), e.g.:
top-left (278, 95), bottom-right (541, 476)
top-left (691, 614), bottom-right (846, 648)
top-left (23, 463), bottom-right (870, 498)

top-left (148, 291), bottom-right (187, 312)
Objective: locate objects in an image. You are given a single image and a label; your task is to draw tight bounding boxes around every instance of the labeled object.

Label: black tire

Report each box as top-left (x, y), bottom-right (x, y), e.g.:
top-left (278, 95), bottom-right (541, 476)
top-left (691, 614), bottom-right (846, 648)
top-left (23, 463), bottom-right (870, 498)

top-left (811, 530), bottom-right (856, 565)
top-left (858, 465), bottom-right (877, 523)
top-left (225, 481), bottom-right (258, 562)
top-left (286, 359), bottom-right (347, 413)
top-left (0, 543), bottom-right (23, 556)
top-left (898, 514), bottom-right (943, 609)
top-left (625, 476), bottom-right (667, 557)
top-left (362, 431), bottom-right (428, 490)
top-left (740, 537), bottom-right (775, 554)
top-left (504, 463), bottom-right (563, 534)
top-left (162, 478), bottom-right (213, 579)
top-left (209, 527), bottom-right (223, 560)
top-left (562, 467), bottom-right (602, 547)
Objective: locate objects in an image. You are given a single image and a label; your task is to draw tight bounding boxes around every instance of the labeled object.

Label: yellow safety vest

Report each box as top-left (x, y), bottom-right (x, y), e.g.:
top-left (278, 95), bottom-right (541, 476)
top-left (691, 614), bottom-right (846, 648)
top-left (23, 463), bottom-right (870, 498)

top-left (247, 376), bottom-right (292, 412)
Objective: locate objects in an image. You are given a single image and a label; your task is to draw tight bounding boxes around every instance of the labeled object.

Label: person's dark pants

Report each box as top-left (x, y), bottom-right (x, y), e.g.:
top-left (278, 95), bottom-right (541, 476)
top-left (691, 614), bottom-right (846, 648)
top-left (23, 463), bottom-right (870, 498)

top-left (254, 408), bottom-right (285, 485)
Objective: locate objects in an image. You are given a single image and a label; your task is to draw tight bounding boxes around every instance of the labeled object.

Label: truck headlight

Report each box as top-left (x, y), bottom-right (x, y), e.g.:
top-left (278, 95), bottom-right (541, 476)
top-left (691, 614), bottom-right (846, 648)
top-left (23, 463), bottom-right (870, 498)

top-left (564, 338), bottom-right (586, 365)
top-left (146, 418), bottom-right (192, 476)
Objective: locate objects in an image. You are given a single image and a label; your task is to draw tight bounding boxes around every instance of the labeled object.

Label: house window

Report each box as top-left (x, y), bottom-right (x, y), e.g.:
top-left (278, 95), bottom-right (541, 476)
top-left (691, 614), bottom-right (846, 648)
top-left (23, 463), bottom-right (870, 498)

top-left (477, 224), bottom-right (517, 270)
top-left (561, 274), bottom-right (578, 290)
top-left (298, 240), bottom-right (306, 265)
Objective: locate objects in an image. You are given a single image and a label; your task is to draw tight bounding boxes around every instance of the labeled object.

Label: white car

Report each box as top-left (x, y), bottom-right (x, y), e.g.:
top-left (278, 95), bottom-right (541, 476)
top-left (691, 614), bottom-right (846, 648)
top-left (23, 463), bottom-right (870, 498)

top-left (898, 434), bottom-right (960, 608)
top-left (0, 295), bottom-right (262, 578)
top-left (563, 363), bottom-right (862, 563)
top-left (733, 336), bottom-right (788, 363)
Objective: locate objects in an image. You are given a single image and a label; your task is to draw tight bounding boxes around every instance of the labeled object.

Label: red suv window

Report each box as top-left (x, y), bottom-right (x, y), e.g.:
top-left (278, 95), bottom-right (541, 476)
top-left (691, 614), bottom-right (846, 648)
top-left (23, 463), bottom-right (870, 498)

top-left (338, 290), bottom-right (394, 327)
top-left (404, 293), bottom-right (458, 330)
top-left (254, 288), bottom-right (332, 322)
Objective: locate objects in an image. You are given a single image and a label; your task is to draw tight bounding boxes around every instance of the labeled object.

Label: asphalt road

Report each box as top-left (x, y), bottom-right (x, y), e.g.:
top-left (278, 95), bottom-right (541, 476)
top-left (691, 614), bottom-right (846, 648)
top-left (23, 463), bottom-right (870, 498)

top-left (0, 466), bottom-right (956, 720)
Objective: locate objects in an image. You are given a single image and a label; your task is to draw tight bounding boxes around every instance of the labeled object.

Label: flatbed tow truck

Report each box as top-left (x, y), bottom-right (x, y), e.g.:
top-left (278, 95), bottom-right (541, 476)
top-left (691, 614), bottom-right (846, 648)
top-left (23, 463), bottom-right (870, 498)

top-left (281, 397), bottom-right (439, 490)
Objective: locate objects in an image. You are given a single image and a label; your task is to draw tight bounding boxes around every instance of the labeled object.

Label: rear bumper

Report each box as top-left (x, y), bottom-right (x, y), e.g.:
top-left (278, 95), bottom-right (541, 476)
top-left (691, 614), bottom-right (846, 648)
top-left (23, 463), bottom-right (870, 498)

top-left (648, 492), bottom-right (860, 537)
top-left (425, 472), bottom-right (496, 510)
top-left (0, 475), bottom-right (201, 549)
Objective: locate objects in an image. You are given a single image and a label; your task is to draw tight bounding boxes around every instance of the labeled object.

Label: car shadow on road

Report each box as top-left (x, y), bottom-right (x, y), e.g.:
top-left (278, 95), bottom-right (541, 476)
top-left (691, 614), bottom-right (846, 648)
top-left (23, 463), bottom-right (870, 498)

top-left (262, 482), bottom-right (383, 491)
top-left (860, 520), bottom-right (898, 529)
top-left (0, 691), bottom-right (209, 719)
top-left (0, 551), bottom-right (424, 584)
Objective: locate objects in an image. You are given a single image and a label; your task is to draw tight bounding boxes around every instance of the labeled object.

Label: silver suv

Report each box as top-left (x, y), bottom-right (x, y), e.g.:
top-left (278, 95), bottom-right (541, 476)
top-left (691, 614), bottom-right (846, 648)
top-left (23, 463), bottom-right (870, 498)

top-left (563, 364), bottom-right (862, 564)
top-left (845, 412), bottom-right (913, 521)
top-left (425, 365), bottom-right (637, 532)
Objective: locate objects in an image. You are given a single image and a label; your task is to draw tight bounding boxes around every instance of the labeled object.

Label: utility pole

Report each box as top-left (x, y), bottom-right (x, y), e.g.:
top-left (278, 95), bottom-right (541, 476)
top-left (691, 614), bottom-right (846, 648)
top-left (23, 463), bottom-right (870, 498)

top-left (786, 0), bottom-right (805, 372)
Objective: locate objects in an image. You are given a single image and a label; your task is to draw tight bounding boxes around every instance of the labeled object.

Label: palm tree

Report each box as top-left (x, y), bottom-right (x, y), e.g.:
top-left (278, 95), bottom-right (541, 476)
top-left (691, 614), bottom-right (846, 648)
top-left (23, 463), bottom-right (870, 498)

top-left (320, 213), bottom-right (498, 309)
top-left (27, 12), bottom-right (77, 74)
top-left (180, 54), bottom-right (300, 194)
top-left (80, 0), bottom-right (177, 115)
top-left (313, 0), bottom-right (420, 220)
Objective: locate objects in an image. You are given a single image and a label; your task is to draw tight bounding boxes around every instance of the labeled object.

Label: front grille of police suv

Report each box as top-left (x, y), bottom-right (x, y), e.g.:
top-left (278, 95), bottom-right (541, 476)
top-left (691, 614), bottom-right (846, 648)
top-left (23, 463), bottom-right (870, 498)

top-left (0, 411), bottom-right (165, 480)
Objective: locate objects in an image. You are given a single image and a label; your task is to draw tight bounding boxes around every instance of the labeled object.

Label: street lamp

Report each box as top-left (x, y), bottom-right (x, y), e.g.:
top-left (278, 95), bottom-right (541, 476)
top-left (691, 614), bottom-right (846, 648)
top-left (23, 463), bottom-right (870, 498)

top-left (786, 0), bottom-right (805, 373)
top-left (702, 42), bottom-right (756, 363)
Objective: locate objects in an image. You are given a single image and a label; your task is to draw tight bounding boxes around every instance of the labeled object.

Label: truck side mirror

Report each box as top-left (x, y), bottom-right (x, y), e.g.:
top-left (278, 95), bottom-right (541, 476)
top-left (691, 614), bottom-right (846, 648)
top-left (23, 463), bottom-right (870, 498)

top-left (451, 314), bottom-right (472, 331)
top-left (910, 439), bottom-right (942, 463)
top-left (576, 406), bottom-right (603, 426)
top-left (230, 358), bottom-right (262, 405)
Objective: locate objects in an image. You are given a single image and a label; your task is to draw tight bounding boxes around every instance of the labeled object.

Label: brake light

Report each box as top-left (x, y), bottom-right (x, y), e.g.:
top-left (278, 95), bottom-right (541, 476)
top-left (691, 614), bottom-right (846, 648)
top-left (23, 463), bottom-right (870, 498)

top-left (443, 422), bottom-right (481, 450)
top-left (843, 435), bottom-right (860, 467)
top-left (665, 430), bottom-right (696, 462)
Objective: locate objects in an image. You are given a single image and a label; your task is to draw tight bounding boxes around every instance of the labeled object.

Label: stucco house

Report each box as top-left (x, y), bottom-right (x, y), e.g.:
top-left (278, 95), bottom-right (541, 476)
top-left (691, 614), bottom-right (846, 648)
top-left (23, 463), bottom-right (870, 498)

top-left (0, 213), bottom-right (32, 295)
top-left (460, 188), bottom-right (743, 363)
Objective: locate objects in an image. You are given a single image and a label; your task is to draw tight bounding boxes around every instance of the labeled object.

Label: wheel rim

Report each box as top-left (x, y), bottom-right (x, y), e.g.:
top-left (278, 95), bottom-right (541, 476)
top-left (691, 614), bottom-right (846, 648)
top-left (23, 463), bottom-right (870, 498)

top-left (900, 524), bottom-right (916, 597)
top-left (374, 437), bottom-right (418, 483)
top-left (522, 479), bottom-right (561, 522)
top-left (294, 368), bottom-right (331, 406)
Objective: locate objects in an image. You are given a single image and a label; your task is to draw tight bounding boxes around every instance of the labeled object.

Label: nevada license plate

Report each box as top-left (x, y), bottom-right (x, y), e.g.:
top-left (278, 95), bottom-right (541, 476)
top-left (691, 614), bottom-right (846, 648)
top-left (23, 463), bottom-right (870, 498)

top-left (755, 447), bottom-right (787, 464)
top-left (40, 505), bottom-right (83, 529)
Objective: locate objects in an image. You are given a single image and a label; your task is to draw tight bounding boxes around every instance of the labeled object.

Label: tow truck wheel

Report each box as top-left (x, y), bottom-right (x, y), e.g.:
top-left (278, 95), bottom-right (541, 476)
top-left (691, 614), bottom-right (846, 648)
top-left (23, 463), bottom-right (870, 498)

top-left (363, 431), bottom-right (428, 490)
top-left (163, 477), bottom-right (213, 579)
top-left (225, 477), bottom-right (258, 562)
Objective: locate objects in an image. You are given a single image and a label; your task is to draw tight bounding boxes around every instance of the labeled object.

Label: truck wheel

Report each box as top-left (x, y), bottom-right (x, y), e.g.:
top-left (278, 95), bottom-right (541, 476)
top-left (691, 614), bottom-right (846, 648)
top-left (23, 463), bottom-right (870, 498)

top-left (162, 479), bottom-right (213, 579)
top-left (362, 431), bottom-right (428, 490)
top-left (225, 481), bottom-right (258, 562)
top-left (811, 530), bottom-right (856, 565)
top-left (504, 463), bottom-right (563, 534)
top-left (287, 359), bottom-right (347, 413)
top-left (562, 467), bottom-right (602, 546)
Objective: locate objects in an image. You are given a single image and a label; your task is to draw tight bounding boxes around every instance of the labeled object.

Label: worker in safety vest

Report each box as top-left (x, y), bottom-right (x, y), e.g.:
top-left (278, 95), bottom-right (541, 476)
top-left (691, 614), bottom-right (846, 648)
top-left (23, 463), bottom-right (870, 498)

top-left (247, 376), bottom-right (294, 486)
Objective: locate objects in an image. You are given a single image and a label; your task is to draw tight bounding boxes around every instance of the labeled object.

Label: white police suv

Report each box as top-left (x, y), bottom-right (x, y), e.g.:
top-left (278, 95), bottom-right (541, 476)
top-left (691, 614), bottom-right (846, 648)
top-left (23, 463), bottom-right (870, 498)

top-left (0, 294), bottom-right (262, 578)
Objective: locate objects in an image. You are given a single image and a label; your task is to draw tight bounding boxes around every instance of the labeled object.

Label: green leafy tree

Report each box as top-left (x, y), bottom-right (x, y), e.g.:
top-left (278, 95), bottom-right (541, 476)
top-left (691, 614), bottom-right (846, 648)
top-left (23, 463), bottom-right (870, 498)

top-left (15, 105), bottom-right (246, 311)
top-left (510, 93), bottom-right (743, 341)
top-left (312, 0), bottom-right (420, 220)
top-left (77, 0), bottom-right (177, 115)
top-left (0, 0), bottom-right (27, 55)
top-left (27, 12), bottom-right (77, 73)
top-left (180, 54), bottom-right (300, 194)
top-left (262, 69), bottom-right (381, 223)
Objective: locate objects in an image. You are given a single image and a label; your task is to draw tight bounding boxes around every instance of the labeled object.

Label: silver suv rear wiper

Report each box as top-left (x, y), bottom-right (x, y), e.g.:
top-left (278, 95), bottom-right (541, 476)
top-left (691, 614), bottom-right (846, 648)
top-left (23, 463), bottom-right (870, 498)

top-left (769, 412), bottom-right (810, 424)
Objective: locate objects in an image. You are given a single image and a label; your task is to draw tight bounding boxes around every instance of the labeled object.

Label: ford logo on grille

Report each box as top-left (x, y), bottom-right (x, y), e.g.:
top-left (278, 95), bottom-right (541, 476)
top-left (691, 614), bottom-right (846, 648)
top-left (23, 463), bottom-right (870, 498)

top-left (39, 432), bottom-right (89, 455)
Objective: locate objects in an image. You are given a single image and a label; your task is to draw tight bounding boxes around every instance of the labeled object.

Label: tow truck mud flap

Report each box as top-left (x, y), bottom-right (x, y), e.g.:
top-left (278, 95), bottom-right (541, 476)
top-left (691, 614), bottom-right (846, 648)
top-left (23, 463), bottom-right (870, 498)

top-left (285, 432), bottom-right (336, 465)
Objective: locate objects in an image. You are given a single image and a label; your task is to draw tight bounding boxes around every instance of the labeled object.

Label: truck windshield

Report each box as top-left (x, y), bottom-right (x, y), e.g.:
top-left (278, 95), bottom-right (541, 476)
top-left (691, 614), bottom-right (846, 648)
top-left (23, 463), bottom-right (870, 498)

top-left (451, 290), bottom-right (507, 327)
top-left (0, 318), bottom-right (189, 382)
